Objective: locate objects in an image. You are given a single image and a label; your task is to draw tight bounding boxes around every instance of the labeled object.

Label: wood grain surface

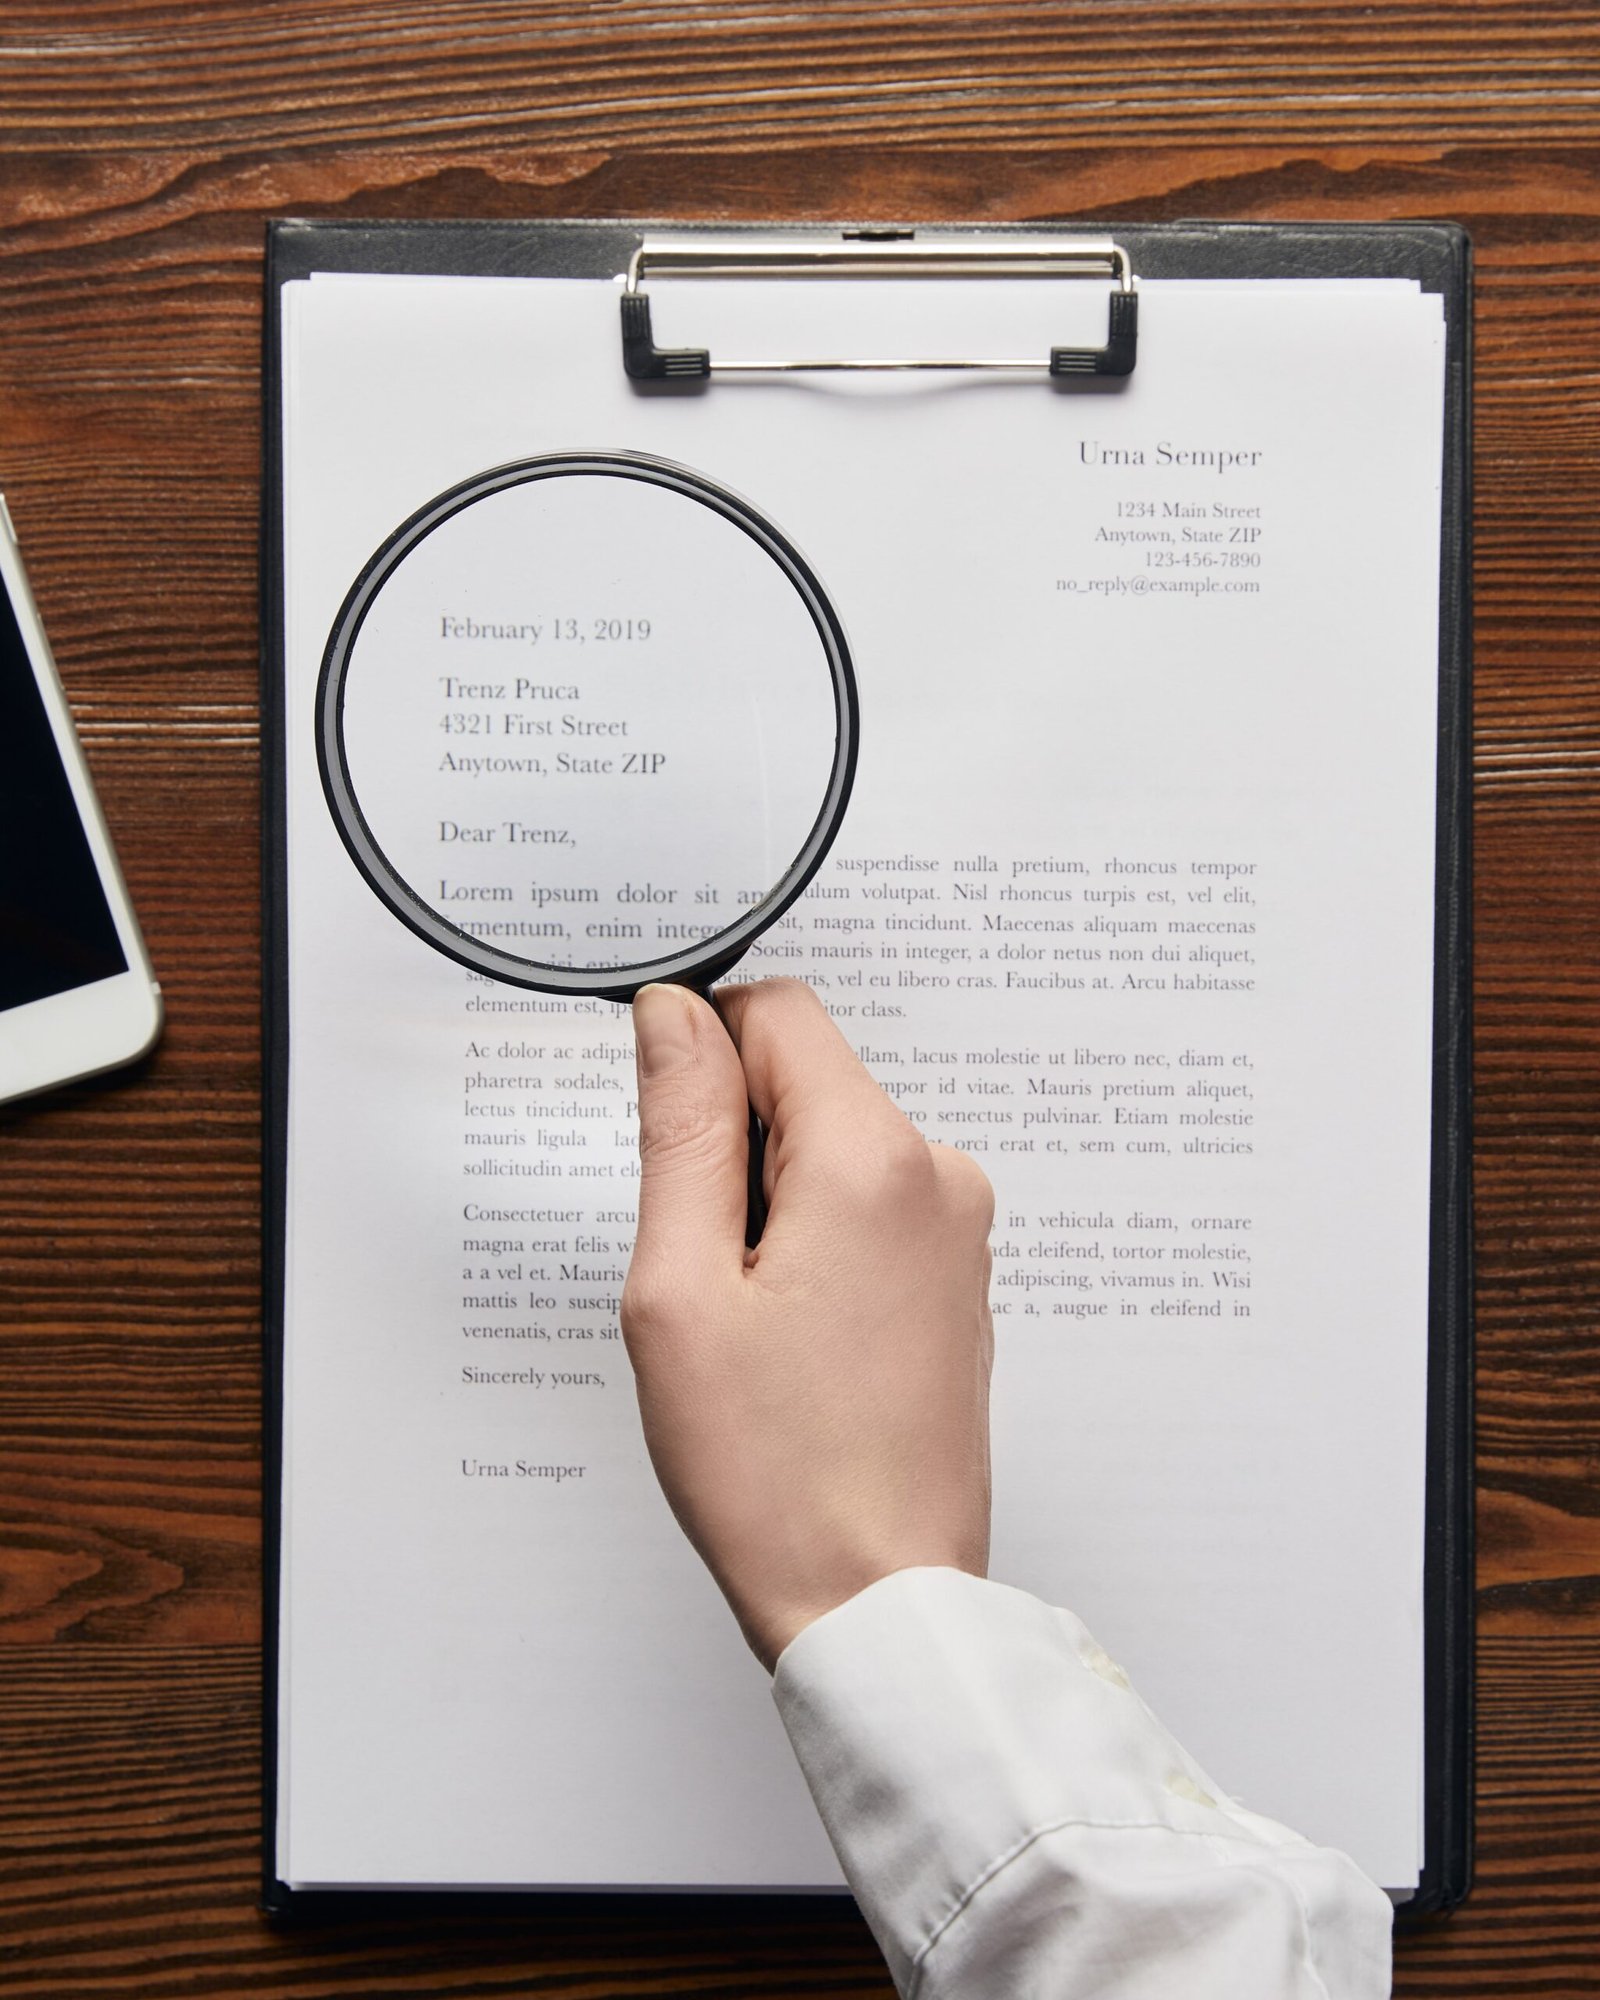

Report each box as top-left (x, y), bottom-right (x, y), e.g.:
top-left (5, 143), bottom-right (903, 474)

top-left (1, 3), bottom-right (1596, 1993)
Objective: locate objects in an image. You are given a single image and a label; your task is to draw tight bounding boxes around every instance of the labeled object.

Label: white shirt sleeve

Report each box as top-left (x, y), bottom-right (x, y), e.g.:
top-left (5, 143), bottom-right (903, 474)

top-left (771, 1567), bottom-right (1393, 1999)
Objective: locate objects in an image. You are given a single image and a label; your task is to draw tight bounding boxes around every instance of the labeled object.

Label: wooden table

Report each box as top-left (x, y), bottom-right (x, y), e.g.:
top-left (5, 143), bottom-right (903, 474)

top-left (2, 6), bottom-right (1596, 1993)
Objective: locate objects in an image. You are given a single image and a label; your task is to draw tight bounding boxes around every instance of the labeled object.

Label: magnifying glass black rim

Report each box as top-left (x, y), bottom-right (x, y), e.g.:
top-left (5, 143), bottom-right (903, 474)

top-left (316, 450), bottom-right (858, 1002)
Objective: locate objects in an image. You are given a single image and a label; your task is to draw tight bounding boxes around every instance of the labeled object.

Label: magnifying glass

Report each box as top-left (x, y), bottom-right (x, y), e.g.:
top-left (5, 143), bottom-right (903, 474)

top-left (315, 450), bottom-right (858, 1235)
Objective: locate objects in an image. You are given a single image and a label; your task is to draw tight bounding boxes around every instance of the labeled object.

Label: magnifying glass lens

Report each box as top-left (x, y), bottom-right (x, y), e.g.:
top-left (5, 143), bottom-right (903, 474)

top-left (322, 457), bottom-right (854, 994)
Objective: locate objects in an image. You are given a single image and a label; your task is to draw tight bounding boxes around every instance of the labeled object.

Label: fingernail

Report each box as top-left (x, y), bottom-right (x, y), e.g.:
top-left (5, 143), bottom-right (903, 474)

top-left (633, 983), bottom-right (697, 1078)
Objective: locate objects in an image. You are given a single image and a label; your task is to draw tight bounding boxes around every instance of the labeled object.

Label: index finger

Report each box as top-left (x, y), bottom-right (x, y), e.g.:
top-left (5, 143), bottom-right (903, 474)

top-left (715, 979), bottom-right (919, 1217)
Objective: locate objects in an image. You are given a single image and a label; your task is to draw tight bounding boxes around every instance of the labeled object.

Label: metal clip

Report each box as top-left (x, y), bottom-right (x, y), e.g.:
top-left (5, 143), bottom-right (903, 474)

top-left (620, 234), bottom-right (1138, 381)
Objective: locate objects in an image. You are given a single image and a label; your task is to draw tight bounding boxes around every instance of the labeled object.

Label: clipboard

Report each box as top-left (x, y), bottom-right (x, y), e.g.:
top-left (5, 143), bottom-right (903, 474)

top-left (261, 216), bottom-right (1472, 1920)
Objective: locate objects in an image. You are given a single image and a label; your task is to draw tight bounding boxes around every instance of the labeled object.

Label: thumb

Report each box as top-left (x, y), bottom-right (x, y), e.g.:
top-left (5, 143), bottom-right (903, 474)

top-left (629, 984), bottom-right (749, 1289)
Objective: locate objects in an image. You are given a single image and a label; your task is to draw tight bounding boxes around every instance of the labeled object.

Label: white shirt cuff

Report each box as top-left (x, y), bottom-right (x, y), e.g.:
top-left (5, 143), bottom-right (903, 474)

top-left (772, 1566), bottom-right (1392, 1999)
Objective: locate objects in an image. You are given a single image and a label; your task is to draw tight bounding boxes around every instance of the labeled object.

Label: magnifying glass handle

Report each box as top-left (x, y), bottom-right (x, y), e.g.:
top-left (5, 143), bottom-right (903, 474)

top-left (745, 1106), bottom-right (768, 1250)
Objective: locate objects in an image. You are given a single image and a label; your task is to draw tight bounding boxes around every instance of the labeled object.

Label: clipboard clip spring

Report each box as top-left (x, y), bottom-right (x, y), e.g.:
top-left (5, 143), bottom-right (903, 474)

top-left (620, 235), bottom-right (1138, 383)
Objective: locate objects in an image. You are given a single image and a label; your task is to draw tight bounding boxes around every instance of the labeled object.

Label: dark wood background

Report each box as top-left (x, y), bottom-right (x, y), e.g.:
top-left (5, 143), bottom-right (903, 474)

top-left (1, 3), bottom-right (1596, 1992)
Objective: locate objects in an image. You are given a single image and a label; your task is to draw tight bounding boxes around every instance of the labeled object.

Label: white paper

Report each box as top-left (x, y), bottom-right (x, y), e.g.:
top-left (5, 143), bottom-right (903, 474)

top-left (277, 268), bottom-right (1445, 1892)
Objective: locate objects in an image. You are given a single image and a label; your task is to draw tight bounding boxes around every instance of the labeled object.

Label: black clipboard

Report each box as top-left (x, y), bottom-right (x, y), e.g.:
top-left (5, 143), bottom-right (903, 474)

top-left (261, 216), bottom-right (1472, 1921)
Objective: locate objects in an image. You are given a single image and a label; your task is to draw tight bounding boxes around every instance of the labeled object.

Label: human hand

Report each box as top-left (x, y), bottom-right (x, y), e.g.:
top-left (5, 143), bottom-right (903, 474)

top-left (621, 978), bottom-right (994, 1671)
